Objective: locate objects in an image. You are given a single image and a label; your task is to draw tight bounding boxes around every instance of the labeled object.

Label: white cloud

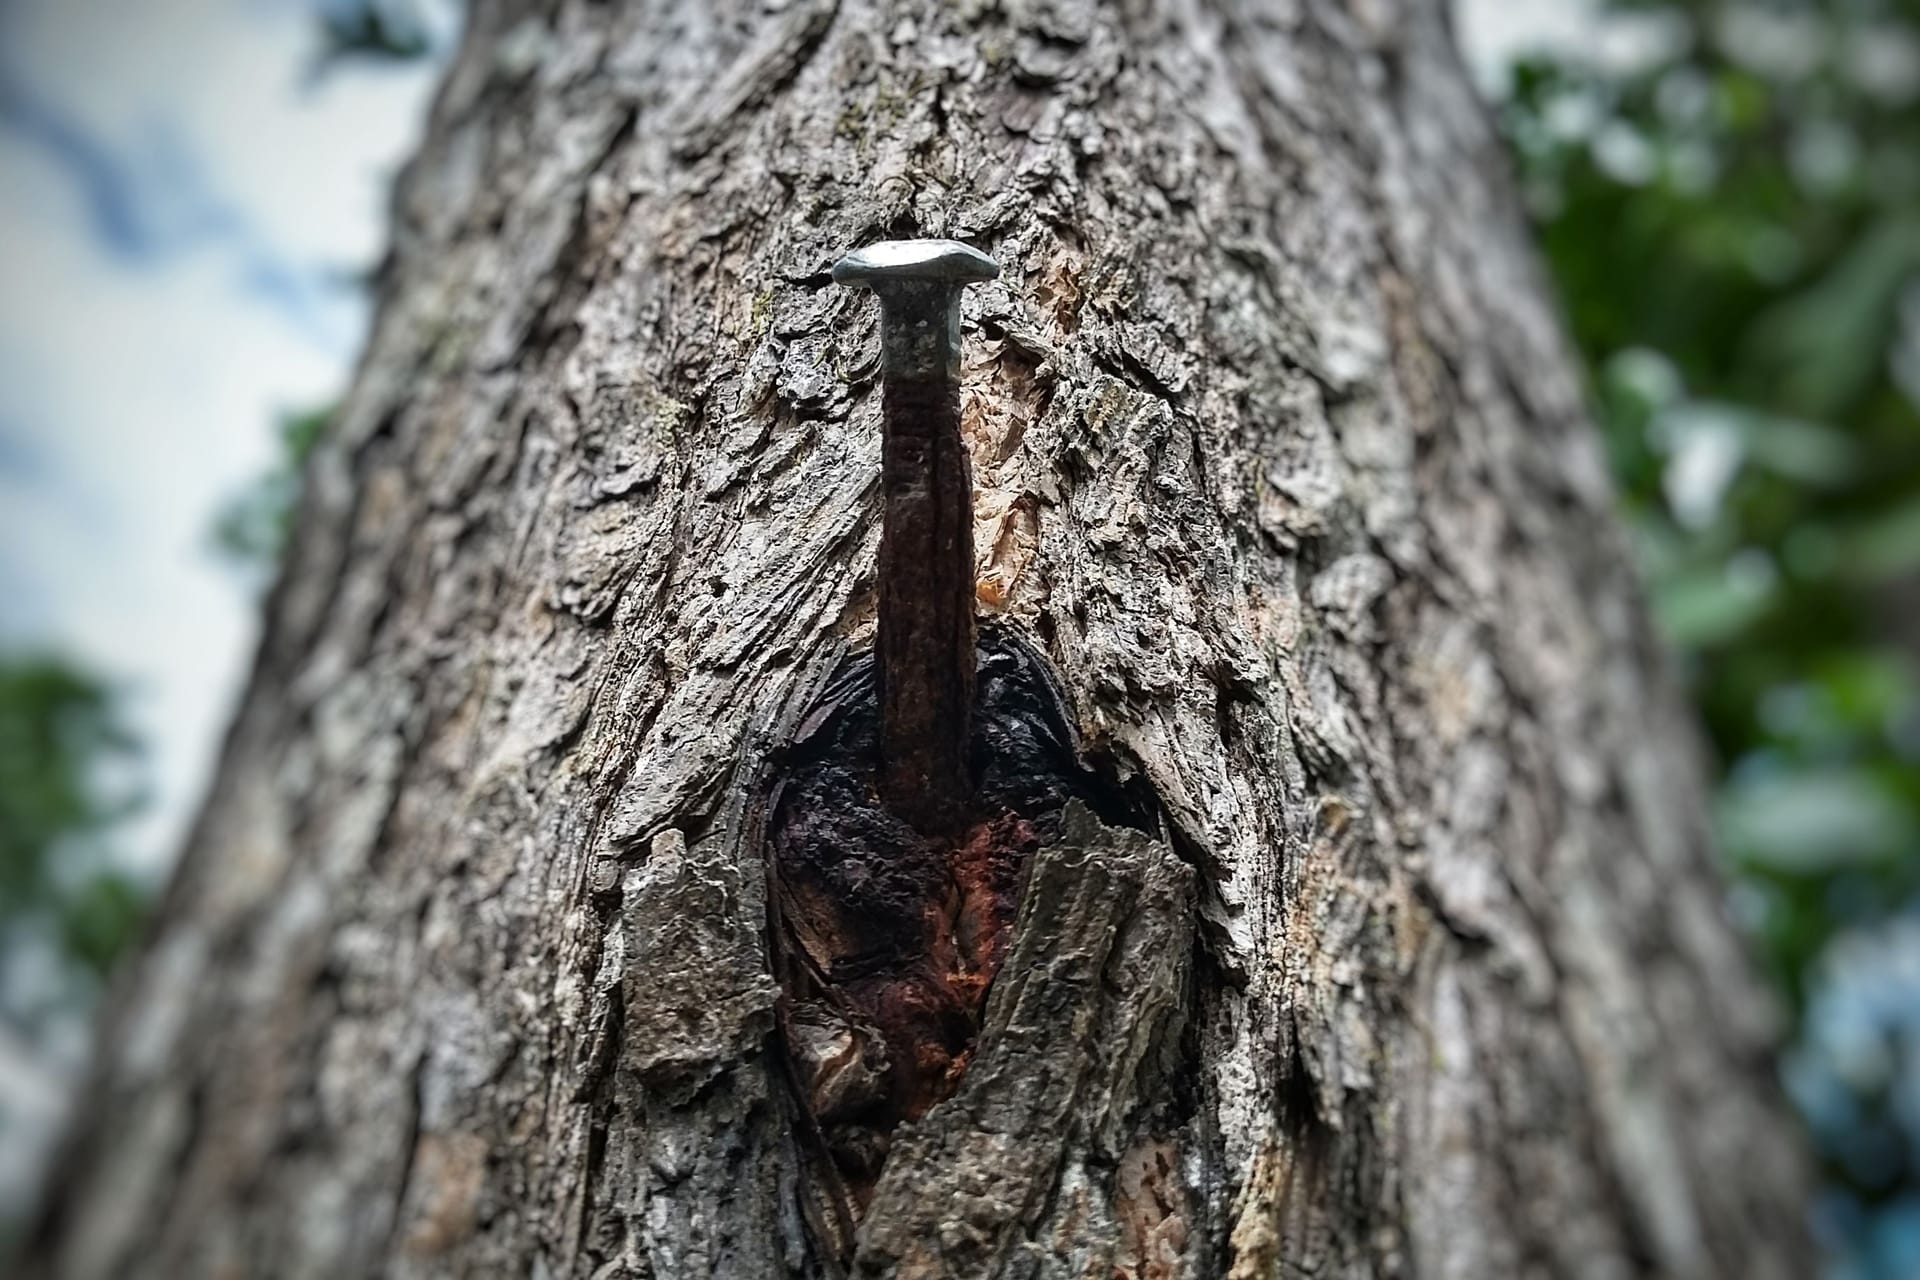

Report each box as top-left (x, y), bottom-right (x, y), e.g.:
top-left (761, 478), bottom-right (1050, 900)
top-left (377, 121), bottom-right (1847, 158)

top-left (0, 0), bottom-right (443, 878)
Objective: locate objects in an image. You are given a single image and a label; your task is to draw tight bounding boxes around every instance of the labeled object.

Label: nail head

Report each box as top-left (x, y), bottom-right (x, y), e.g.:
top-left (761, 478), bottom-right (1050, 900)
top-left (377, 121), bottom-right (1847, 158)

top-left (831, 239), bottom-right (1001, 288)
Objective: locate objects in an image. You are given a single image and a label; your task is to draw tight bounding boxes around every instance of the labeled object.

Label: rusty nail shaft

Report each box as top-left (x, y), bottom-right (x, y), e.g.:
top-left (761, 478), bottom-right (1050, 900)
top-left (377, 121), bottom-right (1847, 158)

top-left (832, 239), bottom-right (1000, 832)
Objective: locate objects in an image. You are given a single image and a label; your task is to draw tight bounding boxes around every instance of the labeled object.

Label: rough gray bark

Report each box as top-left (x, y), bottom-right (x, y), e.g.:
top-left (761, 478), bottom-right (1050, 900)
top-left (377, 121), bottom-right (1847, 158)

top-left (22, 1), bottom-right (1813, 1277)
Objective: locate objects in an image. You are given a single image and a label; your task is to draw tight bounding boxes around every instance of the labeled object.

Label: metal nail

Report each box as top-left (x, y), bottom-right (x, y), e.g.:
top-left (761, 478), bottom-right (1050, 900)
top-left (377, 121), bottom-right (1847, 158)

top-left (832, 238), bottom-right (1000, 832)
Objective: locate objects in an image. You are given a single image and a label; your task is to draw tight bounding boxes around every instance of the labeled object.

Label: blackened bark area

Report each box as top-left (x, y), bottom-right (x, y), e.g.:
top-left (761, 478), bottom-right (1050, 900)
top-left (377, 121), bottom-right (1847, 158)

top-left (768, 627), bottom-right (1150, 1212)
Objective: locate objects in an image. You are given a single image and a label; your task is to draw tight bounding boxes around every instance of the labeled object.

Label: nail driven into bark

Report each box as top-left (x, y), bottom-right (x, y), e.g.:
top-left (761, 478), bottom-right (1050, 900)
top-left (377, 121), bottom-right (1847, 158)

top-left (832, 239), bottom-right (1000, 832)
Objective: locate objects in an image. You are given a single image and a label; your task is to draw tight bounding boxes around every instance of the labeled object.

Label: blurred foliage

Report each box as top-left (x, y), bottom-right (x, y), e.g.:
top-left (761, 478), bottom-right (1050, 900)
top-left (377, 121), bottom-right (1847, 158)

top-left (0, 658), bottom-right (146, 1001)
top-left (211, 404), bottom-right (330, 574)
top-left (0, 657), bottom-right (146, 1252)
top-left (1500, 0), bottom-right (1920, 1272)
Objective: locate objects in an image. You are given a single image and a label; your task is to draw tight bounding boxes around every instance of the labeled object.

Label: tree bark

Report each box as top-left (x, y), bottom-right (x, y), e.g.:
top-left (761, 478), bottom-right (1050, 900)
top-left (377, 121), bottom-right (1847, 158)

top-left (23, 1), bottom-right (1813, 1277)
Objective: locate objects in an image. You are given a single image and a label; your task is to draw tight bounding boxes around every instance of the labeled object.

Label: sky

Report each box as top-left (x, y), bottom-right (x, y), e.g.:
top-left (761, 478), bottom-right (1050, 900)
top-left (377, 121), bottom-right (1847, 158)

top-left (0, 0), bottom-right (447, 883)
top-left (0, 0), bottom-right (455, 1209)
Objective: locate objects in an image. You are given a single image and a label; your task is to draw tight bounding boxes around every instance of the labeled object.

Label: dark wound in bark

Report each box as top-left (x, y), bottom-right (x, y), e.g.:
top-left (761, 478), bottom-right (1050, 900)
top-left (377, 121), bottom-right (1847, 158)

top-left (766, 628), bottom-right (1147, 1216)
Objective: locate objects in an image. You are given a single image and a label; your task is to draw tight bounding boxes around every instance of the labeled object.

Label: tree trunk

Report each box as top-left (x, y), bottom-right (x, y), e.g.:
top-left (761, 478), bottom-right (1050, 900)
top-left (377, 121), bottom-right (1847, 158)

top-left (22, 1), bottom-right (1813, 1277)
